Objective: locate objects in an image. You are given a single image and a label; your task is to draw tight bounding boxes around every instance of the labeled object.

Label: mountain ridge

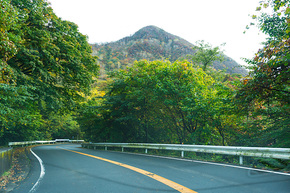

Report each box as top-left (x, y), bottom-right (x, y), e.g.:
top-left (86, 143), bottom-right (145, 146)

top-left (91, 25), bottom-right (248, 76)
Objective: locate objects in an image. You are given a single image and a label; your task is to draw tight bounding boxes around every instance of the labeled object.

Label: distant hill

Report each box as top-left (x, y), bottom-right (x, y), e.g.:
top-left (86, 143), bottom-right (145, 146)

top-left (91, 25), bottom-right (248, 76)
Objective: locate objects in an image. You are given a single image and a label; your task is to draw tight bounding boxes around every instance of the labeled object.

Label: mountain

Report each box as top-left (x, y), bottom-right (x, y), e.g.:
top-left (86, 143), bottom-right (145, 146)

top-left (91, 25), bottom-right (248, 76)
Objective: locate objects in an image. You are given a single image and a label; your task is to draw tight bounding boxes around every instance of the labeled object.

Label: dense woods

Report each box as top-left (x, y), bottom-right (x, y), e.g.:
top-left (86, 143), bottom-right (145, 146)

top-left (0, 0), bottom-right (98, 144)
top-left (78, 60), bottom-right (242, 145)
top-left (1, 0), bottom-right (289, 150)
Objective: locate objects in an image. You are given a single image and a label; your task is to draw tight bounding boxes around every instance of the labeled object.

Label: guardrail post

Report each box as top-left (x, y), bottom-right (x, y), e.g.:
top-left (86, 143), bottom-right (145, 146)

top-left (145, 149), bottom-right (148, 154)
top-left (181, 151), bottom-right (184, 158)
top-left (105, 146), bottom-right (107, 151)
top-left (239, 156), bottom-right (243, 165)
top-left (122, 147), bottom-right (124, 152)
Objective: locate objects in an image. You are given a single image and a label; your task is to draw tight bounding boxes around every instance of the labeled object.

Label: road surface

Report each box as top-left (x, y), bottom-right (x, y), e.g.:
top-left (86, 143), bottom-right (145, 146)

top-left (11, 144), bottom-right (290, 193)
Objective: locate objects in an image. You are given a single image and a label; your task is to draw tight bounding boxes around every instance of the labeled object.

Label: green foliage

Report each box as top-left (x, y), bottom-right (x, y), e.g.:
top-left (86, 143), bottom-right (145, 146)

top-left (8, 0), bottom-right (98, 112)
top-left (190, 40), bottom-right (225, 71)
top-left (46, 114), bottom-right (82, 140)
top-left (0, 0), bottom-right (98, 145)
top-left (2, 0), bottom-right (288, 151)
top-left (236, 0), bottom-right (290, 147)
top-left (0, 0), bottom-right (20, 60)
top-left (78, 1), bottom-right (288, 150)
top-left (0, 0), bottom-right (20, 84)
top-left (80, 59), bottom-right (243, 145)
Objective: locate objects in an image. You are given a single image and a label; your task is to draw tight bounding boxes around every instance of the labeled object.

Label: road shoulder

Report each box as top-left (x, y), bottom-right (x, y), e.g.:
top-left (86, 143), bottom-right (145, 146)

top-left (0, 147), bottom-right (31, 193)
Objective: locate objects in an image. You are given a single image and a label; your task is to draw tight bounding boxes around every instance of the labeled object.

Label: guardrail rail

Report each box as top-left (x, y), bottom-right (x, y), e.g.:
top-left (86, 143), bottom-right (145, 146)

top-left (8, 141), bottom-right (56, 147)
top-left (8, 139), bottom-right (85, 147)
top-left (81, 143), bottom-right (290, 165)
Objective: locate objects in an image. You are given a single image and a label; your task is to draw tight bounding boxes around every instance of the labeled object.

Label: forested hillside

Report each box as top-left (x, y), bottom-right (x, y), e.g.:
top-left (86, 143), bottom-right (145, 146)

top-left (1, 0), bottom-right (289, 155)
top-left (91, 25), bottom-right (248, 77)
top-left (0, 0), bottom-right (98, 145)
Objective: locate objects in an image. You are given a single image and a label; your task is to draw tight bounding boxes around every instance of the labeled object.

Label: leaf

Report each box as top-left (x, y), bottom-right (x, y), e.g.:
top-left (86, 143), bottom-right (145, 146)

top-left (285, 7), bottom-right (290, 14)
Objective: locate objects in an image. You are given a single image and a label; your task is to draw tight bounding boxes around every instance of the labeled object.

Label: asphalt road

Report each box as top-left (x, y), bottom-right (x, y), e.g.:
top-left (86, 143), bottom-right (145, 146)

top-left (11, 144), bottom-right (290, 193)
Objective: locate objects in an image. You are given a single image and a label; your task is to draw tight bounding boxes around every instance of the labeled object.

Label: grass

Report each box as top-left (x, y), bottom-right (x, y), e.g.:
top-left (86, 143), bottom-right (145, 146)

top-left (1, 171), bottom-right (11, 177)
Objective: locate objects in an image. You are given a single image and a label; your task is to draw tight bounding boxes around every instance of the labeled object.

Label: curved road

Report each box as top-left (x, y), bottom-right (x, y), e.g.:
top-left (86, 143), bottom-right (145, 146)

top-left (12, 144), bottom-right (290, 193)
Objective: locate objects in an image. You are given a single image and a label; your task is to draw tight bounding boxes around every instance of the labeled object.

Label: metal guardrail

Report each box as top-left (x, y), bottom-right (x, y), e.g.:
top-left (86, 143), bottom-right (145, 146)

top-left (70, 140), bottom-right (85, 143)
top-left (81, 143), bottom-right (290, 165)
top-left (8, 141), bottom-right (55, 147)
top-left (8, 139), bottom-right (85, 147)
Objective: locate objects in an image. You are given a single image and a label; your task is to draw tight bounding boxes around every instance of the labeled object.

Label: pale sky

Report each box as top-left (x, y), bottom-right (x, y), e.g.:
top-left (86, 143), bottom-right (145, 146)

top-left (48, 0), bottom-right (268, 67)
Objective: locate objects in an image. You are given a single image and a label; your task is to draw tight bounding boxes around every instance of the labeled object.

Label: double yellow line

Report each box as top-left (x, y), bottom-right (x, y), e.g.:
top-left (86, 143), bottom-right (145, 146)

top-left (59, 147), bottom-right (197, 193)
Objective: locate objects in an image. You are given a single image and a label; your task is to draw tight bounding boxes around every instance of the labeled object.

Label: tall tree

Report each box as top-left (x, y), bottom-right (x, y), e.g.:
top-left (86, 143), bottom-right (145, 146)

top-left (8, 0), bottom-right (98, 112)
top-left (87, 60), bottom-right (217, 144)
top-left (0, 0), bottom-right (98, 144)
top-left (236, 0), bottom-right (290, 147)
top-left (190, 40), bottom-right (225, 71)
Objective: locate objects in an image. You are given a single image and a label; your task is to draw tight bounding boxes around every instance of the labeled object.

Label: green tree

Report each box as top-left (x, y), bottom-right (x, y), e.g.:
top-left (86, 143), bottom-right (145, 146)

top-left (86, 60), bottom-right (217, 144)
top-left (0, 0), bottom-right (20, 83)
top-left (209, 82), bottom-right (244, 146)
top-left (190, 40), bottom-right (225, 71)
top-left (8, 0), bottom-right (98, 112)
top-left (0, 0), bottom-right (98, 144)
top-left (236, 0), bottom-right (290, 147)
top-left (0, 0), bottom-right (39, 143)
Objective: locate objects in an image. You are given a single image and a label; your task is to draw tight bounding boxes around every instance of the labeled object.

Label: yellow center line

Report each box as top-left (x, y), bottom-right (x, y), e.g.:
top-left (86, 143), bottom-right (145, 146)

top-left (58, 147), bottom-right (197, 193)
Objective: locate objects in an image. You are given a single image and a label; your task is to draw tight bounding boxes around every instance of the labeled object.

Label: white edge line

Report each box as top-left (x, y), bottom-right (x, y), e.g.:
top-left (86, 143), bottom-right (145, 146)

top-left (29, 148), bottom-right (45, 193)
top-left (91, 148), bottom-right (290, 176)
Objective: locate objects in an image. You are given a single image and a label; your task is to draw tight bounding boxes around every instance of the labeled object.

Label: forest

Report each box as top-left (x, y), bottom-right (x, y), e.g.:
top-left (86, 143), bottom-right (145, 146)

top-left (0, 0), bottom-right (289, 149)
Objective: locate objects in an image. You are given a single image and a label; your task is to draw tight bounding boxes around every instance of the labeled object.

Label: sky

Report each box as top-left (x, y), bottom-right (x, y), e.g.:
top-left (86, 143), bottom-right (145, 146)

top-left (48, 0), bottom-right (268, 67)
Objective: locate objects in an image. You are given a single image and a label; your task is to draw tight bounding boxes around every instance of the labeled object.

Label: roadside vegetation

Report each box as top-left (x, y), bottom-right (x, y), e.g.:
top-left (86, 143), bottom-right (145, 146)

top-left (0, 147), bottom-right (29, 191)
top-left (0, 0), bottom-right (97, 145)
top-left (79, 0), bottom-right (289, 148)
top-left (1, 0), bottom-right (289, 156)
